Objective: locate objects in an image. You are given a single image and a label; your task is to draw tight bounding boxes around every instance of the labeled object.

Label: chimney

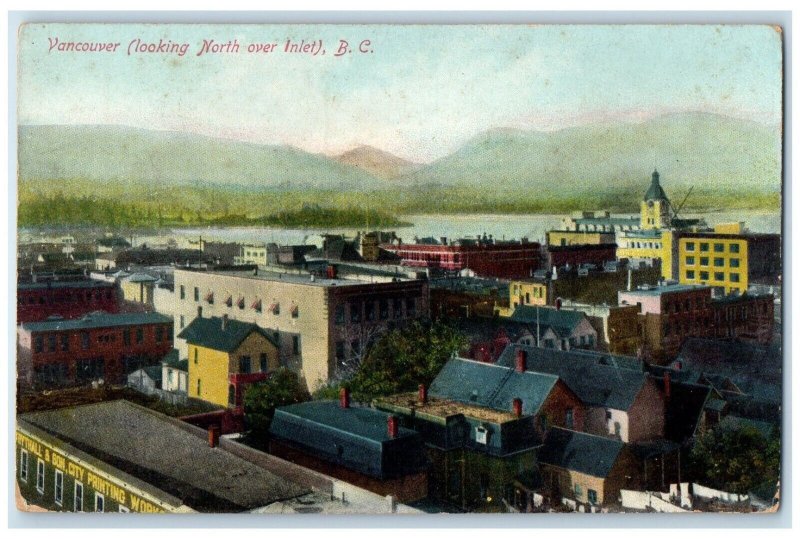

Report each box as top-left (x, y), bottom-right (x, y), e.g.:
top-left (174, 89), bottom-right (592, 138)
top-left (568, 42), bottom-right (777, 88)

top-left (515, 348), bottom-right (527, 373)
top-left (221, 314), bottom-right (228, 331)
top-left (339, 387), bottom-right (350, 409)
top-left (663, 371), bottom-right (671, 399)
top-left (208, 425), bottom-right (220, 448)
top-left (418, 384), bottom-right (428, 404)
top-left (512, 398), bottom-right (523, 418)
top-left (387, 415), bottom-right (399, 438)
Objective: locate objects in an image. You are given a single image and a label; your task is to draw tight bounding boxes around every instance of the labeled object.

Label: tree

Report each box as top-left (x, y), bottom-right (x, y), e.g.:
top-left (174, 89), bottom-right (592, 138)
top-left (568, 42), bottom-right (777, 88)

top-left (243, 368), bottom-right (310, 444)
top-left (347, 320), bottom-right (469, 403)
top-left (688, 422), bottom-right (780, 495)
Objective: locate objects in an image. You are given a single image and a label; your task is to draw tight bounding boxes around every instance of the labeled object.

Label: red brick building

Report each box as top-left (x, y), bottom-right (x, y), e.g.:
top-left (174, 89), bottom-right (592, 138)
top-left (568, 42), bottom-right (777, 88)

top-left (17, 312), bottom-right (173, 388)
top-left (710, 293), bottom-right (775, 344)
top-left (17, 280), bottom-right (119, 324)
top-left (545, 243), bottom-right (617, 272)
top-left (381, 237), bottom-right (540, 279)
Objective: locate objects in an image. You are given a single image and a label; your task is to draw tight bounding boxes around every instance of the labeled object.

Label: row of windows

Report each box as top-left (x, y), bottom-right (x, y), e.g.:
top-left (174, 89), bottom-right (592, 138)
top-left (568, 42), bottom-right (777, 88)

top-left (19, 449), bottom-right (127, 512)
top-left (684, 241), bottom-right (741, 253)
top-left (180, 286), bottom-right (299, 318)
top-left (684, 256), bottom-right (741, 268)
top-left (334, 298), bottom-right (416, 325)
top-left (685, 270), bottom-right (741, 283)
top-left (621, 241), bottom-right (662, 250)
top-left (34, 326), bottom-right (171, 353)
top-left (18, 289), bottom-right (114, 306)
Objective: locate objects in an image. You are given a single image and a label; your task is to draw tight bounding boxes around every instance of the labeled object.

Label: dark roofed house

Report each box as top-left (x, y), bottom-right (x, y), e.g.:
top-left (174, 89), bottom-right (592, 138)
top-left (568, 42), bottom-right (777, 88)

top-left (177, 316), bottom-right (280, 409)
top-left (508, 306), bottom-right (598, 352)
top-left (269, 398), bottom-right (429, 502)
top-left (496, 344), bottom-right (665, 443)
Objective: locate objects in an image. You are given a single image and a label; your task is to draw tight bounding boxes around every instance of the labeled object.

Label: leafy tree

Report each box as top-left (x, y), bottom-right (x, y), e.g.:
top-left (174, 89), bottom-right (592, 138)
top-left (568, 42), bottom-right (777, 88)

top-left (243, 368), bottom-right (310, 443)
top-left (347, 320), bottom-right (468, 403)
top-left (688, 422), bottom-right (780, 495)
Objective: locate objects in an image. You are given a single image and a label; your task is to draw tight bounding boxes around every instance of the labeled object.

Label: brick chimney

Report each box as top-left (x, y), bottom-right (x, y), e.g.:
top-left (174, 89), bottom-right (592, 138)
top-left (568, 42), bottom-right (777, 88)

top-left (339, 387), bottom-right (350, 409)
top-left (208, 425), bottom-right (220, 448)
top-left (663, 371), bottom-right (671, 399)
top-left (512, 397), bottom-right (523, 418)
top-left (387, 415), bottom-right (399, 438)
top-left (515, 348), bottom-right (527, 373)
top-left (221, 314), bottom-right (228, 331)
top-left (418, 384), bottom-right (428, 404)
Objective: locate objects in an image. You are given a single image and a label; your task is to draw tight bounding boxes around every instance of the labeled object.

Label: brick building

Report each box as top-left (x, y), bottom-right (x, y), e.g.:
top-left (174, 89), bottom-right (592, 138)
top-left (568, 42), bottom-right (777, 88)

top-left (17, 280), bottom-right (120, 324)
top-left (544, 243), bottom-right (617, 272)
top-left (381, 236), bottom-right (540, 279)
top-left (17, 311), bottom-right (173, 387)
top-left (710, 293), bottom-right (775, 344)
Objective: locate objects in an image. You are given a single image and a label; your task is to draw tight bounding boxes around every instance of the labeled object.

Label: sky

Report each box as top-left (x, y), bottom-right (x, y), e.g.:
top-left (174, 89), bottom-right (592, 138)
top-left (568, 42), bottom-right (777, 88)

top-left (17, 24), bottom-right (783, 162)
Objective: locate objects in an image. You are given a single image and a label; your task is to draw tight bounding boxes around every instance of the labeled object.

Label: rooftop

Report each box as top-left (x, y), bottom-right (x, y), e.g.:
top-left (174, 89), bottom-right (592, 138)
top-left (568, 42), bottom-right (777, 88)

top-left (21, 311), bottom-right (172, 333)
top-left (619, 283), bottom-right (710, 297)
top-left (18, 279), bottom-right (114, 291)
top-left (19, 400), bottom-right (310, 512)
top-left (177, 316), bottom-right (278, 353)
top-left (176, 267), bottom-right (376, 288)
top-left (538, 427), bottom-right (625, 478)
top-left (377, 392), bottom-right (520, 424)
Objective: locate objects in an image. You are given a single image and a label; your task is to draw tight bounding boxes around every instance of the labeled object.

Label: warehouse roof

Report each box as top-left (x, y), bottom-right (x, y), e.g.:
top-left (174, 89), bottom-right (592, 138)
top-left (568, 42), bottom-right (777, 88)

top-left (21, 311), bottom-right (172, 333)
top-left (19, 400), bottom-right (310, 512)
top-left (177, 316), bottom-right (277, 352)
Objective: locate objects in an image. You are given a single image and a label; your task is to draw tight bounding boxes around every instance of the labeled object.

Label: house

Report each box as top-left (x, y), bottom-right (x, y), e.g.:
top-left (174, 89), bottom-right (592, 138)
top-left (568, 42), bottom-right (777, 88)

top-left (127, 365), bottom-right (163, 393)
top-left (162, 349), bottom-right (188, 394)
top-left (177, 315), bottom-right (280, 409)
top-left (120, 273), bottom-right (158, 305)
top-left (506, 305), bottom-right (598, 351)
top-left (538, 427), bottom-right (639, 508)
top-left (269, 394), bottom-right (430, 503)
top-left (496, 344), bottom-right (666, 443)
top-left (17, 311), bottom-right (174, 387)
top-left (375, 355), bottom-right (583, 511)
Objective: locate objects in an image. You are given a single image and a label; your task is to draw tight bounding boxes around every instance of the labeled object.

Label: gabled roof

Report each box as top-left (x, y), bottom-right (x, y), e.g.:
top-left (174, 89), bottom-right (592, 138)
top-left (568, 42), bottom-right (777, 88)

top-left (509, 306), bottom-right (587, 334)
top-left (496, 344), bottom-right (648, 411)
top-left (538, 427), bottom-right (624, 478)
top-left (429, 357), bottom-right (560, 416)
top-left (177, 316), bottom-right (277, 353)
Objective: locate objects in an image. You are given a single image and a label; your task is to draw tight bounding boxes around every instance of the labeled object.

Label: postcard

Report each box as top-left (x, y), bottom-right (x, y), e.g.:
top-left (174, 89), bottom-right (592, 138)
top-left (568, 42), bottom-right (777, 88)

top-left (14, 22), bottom-right (782, 516)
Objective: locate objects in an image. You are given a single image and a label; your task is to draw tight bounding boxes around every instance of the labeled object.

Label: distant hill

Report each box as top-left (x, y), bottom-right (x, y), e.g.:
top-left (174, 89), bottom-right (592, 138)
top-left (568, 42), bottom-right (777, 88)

top-left (334, 145), bottom-right (420, 179)
top-left (18, 124), bottom-right (386, 191)
top-left (399, 112), bottom-right (782, 196)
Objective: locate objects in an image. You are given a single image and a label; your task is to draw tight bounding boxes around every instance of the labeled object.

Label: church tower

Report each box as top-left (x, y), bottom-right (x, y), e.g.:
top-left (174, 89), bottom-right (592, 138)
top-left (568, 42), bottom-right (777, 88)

top-left (641, 169), bottom-right (671, 229)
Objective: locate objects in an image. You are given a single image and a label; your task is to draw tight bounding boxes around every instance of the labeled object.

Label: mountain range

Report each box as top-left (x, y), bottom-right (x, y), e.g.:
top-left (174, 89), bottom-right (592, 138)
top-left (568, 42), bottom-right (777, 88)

top-left (18, 112), bottom-right (782, 199)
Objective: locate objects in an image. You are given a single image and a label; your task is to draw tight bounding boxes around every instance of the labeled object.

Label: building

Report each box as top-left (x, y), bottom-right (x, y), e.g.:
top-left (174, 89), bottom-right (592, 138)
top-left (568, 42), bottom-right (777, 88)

top-left (710, 292), bottom-right (775, 344)
top-left (17, 279), bottom-right (120, 324)
top-left (429, 277), bottom-right (509, 320)
top-left (496, 345), bottom-right (665, 443)
top-left (172, 267), bottom-right (429, 392)
top-left (16, 400), bottom-right (420, 514)
top-left (559, 301), bottom-right (643, 355)
top-left (375, 356), bottom-right (578, 511)
top-left (553, 210), bottom-right (640, 237)
top-left (619, 283), bottom-right (714, 362)
top-left (234, 244), bottom-right (268, 266)
top-left (119, 273), bottom-right (158, 305)
top-left (162, 350), bottom-right (189, 394)
top-left (677, 224), bottom-right (782, 295)
top-left (96, 247), bottom-right (211, 271)
top-left (544, 243), bottom-right (617, 272)
top-left (127, 365), bottom-right (163, 393)
top-left (269, 396), bottom-right (430, 503)
top-left (381, 235), bottom-right (540, 279)
top-left (505, 306), bottom-right (598, 351)
top-left (17, 311), bottom-right (174, 388)
top-left (177, 316), bottom-right (280, 408)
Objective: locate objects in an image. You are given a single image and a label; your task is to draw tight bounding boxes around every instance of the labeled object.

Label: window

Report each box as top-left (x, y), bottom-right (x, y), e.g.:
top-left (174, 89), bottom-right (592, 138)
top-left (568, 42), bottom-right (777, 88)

top-left (700, 271), bottom-right (709, 280)
top-left (259, 353), bottom-right (267, 372)
top-left (350, 302), bottom-right (361, 323)
top-left (19, 450), bottom-right (28, 482)
top-left (291, 305), bottom-right (299, 319)
top-left (714, 243), bottom-right (724, 253)
top-left (196, 379), bottom-right (201, 396)
top-left (699, 257), bottom-right (709, 266)
top-left (194, 287), bottom-right (199, 301)
top-left (574, 484), bottom-right (583, 498)
top-left (394, 298), bottom-right (403, 318)
top-left (686, 270), bottom-right (695, 280)
top-left (335, 341), bottom-right (345, 363)
top-left (239, 356), bottom-right (251, 373)
top-left (700, 242), bottom-right (709, 252)
top-left (136, 327), bottom-right (144, 344)
top-left (407, 298), bottom-right (416, 317)
top-left (685, 242), bottom-right (695, 252)
top-left (730, 243), bottom-right (740, 254)
top-left (156, 326), bottom-right (164, 342)
top-left (730, 258), bottom-right (740, 268)
top-left (228, 384), bottom-right (236, 407)
top-left (293, 336), bottom-right (301, 355)
top-left (334, 305), bottom-right (345, 325)
top-left (36, 459), bottom-right (45, 493)
top-left (587, 489), bottom-right (598, 505)
top-left (685, 256), bottom-right (695, 265)
top-left (194, 348), bottom-right (199, 364)
top-left (48, 334), bottom-right (56, 352)
top-left (123, 329), bottom-right (131, 345)
top-left (74, 482), bottom-right (83, 511)
top-left (730, 273), bottom-right (740, 283)
top-left (565, 409), bottom-right (574, 429)
top-left (81, 332), bottom-right (90, 350)
top-left (95, 493), bottom-right (105, 512)
top-left (34, 335), bottom-right (43, 353)
top-left (714, 257), bottom-right (724, 267)
top-left (180, 315), bottom-right (185, 329)
top-left (180, 285), bottom-right (185, 300)
top-left (715, 272), bottom-right (725, 281)
top-left (379, 299), bottom-right (389, 320)
top-left (365, 301), bottom-right (375, 321)
top-left (54, 470), bottom-right (64, 506)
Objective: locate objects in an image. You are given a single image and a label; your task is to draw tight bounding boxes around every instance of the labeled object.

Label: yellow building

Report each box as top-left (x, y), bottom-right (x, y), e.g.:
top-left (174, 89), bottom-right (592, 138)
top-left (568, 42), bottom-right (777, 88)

top-left (178, 315), bottom-right (280, 408)
top-left (120, 273), bottom-right (157, 305)
top-left (677, 230), bottom-right (749, 295)
top-left (496, 280), bottom-right (549, 316)
top-left (616, 229), bottom-right (674, 280)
